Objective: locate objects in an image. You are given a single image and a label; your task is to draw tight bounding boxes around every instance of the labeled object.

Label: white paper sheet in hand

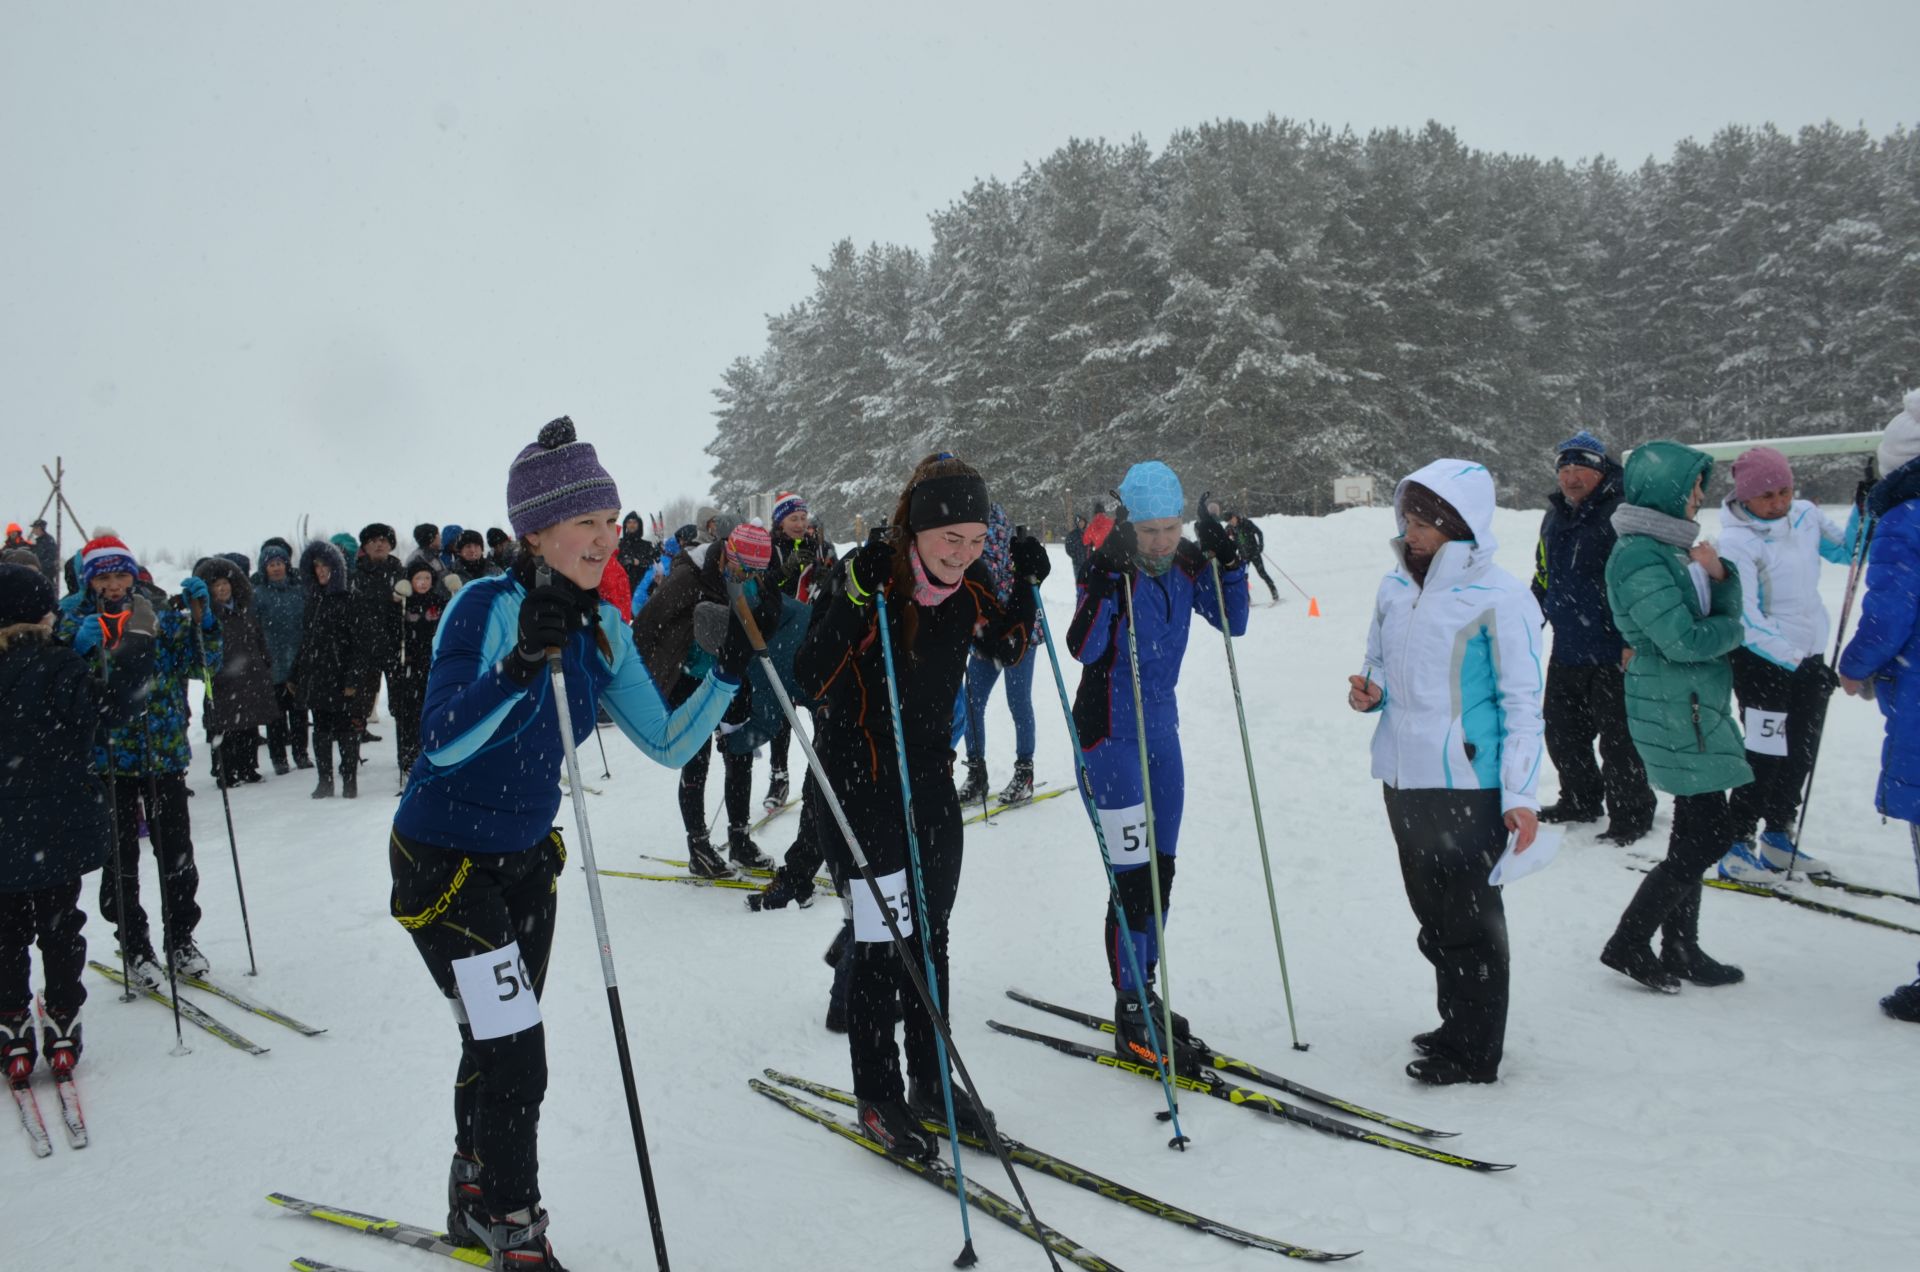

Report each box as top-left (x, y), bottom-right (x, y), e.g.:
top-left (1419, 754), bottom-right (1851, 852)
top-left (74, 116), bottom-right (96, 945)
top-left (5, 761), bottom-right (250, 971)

top-left (1487, 827), bottom-right (1563, 886)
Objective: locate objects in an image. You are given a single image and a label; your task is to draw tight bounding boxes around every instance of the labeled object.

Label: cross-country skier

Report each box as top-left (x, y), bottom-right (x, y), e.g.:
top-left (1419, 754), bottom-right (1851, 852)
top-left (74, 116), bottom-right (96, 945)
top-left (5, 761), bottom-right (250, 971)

top-left (956, 503), bottom-right (1040, 807)
top-left (386, 416), bottom-right (744, 1269)
top-left (1068, 461), bottom-right (1247, 1072)
top-left (795, 452), bottom-right (1045, 1157)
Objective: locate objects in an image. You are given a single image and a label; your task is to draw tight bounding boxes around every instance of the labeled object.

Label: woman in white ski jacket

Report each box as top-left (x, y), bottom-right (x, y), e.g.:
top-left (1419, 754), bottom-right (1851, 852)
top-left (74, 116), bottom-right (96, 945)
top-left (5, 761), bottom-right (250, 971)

top-left (1713, 446), bottom-right (1852, 881)
top-left (1347, 459), bottom-right (1544, 1085)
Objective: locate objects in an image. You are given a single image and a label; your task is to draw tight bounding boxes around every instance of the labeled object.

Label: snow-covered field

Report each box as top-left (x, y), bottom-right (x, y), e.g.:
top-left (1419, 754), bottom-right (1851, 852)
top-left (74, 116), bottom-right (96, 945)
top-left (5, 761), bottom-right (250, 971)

top-left (11, 505), bottom-right (1917, 1271)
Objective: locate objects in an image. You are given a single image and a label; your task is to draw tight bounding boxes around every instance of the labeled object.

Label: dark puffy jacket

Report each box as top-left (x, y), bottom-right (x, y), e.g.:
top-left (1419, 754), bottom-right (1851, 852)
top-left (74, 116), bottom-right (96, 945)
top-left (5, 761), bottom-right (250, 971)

top-left (290, 541), bottom-right (367, 711)
top-left (618, 529), bottom-right (656, 589)
top-left (193, 557), bottom-right (276, 732)
top-left (1533, 462), bottom-right (1629, 666)
top-left (351, 554), bottom-right (405, 673)
top-left (1839, 458), bottom-right (1920, 820)
top-left (399, 576), bottom-right (452, 675)
top-left (633, 546), bottom-right (727, 695)
top-left (253, 569), bottom-right (306, 684)
top-left (0, 623), bottom-right (155, 891)
top-left (32, 534), bottom-right (60, 581)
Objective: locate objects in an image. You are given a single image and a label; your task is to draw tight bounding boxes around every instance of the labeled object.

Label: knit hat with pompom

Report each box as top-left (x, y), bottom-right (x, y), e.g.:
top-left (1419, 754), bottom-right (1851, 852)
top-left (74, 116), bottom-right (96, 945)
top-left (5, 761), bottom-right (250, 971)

top-left (506, 416), bottom-right (621, 538)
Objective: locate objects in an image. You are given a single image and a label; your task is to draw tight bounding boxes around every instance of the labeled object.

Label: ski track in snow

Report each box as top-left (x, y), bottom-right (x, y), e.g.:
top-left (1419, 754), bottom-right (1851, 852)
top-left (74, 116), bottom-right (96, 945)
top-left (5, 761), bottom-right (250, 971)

top-left (9, 506), bottom-right (1916, 1270)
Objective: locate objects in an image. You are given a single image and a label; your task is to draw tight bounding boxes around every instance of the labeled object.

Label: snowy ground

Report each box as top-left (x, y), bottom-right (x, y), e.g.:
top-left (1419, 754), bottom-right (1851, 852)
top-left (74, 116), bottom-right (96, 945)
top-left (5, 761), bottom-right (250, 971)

top-left (10, 506), bottom-right (1917, 1271)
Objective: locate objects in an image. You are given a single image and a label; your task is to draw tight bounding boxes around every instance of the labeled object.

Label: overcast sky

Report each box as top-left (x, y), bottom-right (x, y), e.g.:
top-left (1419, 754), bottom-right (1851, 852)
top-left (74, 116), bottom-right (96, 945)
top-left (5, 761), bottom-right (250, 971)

top-left (4, 1), bottom-right (1914, 561)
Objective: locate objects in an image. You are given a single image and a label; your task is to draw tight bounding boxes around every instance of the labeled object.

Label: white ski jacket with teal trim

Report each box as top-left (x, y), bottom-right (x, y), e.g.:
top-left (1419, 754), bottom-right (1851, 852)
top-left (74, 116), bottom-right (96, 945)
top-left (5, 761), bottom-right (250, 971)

top-left (1359, 459), bottom-right (1546, 814)
top-left (1715, 496), bottom-right (1850, 670)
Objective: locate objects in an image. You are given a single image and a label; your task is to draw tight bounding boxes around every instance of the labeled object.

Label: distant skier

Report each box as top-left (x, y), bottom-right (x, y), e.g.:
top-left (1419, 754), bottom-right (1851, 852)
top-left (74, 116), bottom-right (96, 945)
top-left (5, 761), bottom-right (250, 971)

top-left (1068, 461), bottom-right (1247, 1072)
top-left (956, 504), bottom-right (1040, 808)
top-left (1227, 511), bottom-right (1280, 603)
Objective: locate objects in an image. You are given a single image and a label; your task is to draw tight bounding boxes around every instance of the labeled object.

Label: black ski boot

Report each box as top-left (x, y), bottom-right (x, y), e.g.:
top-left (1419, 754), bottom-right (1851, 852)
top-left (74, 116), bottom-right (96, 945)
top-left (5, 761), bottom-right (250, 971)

top-left (858, 1097), bottom-right (939, 1161)
top-left (1883, 969), bottom-right (1920, 1023)
top-left (955, 757), bottom-right (989, 805)
top-left (1114, 995), bottom-right (1208, 1073)
top-left (910, 1080), bottom-right (997, 1139)
top-left (996, 758), bottom-right (1035, 806)
top-left (39, 1005), bottom-right (81, 1078)
top-left (727, 824), bottom-right (774, 871)
top-left (1, 1011), bottom-right (35, 1085)
top-left (1144, 986), bottom-right (1198, 1047)
top-left (762, 768), bottom-right (790, 812)
top-left (748, 867), bottom-right (814, 911)
top-left (685, 833), bottom-right (735, 880)
top-left (467, 1205), bottom-right (567, 1270)
top-left (1660, 884), bottom-right (1743, 986)
top-left (447, 1153), bottom-right (487, 1249)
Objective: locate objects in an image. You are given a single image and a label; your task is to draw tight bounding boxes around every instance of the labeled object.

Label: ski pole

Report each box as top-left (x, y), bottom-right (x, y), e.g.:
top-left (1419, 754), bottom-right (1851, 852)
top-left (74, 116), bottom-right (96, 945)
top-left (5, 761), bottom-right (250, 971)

top-left (191, 614), bottom-right (258, 976)
top-left (538, 567), bottom-right (671, 1272)
top-left (1910, 822), bottom-right (1920, 900)
top-left (873, 585), bottom-right (979, 1260)
top-left (728, 583), bottom-right (1065, 1272)
top-left (1786, 460), bottom-right (1878, 879)
top-left (1105, 498), bottom-right (1184, 1092)
top-left (1201, 521), bottom-right (1306, 1050)
top-left (98, 636), bottom-right (136, 1004)
top-left (1030, 575), bottom-right (1190, 1145)
top-left (594, 721), bottom-right (612, 781)
top-left (141, 712), bottom-right (189, 1056)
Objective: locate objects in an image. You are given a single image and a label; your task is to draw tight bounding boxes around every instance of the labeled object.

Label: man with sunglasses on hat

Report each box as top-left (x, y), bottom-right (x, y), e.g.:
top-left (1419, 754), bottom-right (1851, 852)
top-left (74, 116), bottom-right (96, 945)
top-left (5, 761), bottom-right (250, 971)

top-left (1532, 430), bottom-right (1657, 844)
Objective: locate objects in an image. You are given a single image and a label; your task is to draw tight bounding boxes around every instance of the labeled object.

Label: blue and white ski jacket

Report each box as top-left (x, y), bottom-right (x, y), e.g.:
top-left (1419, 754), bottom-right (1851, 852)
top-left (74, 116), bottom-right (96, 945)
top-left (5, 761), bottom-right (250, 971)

top-left (1360, 460), bottom-right (1546, 814)
top-left (393, 572), bottom-right (737, 854)
top-left (1715, 496), bottom-right (1851, 670)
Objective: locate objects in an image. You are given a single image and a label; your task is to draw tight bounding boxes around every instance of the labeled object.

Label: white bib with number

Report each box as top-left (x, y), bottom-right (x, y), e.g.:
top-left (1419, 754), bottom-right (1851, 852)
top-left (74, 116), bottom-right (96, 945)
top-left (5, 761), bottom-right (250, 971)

top-left (1743, 708), bottom-right (1789, 757)
top-left (1097, 802), bottom-right (1152, 868)
top-left (852, 868), bottom-right (914, 942)
top-left (451, 940), bottom-right (543, 1040)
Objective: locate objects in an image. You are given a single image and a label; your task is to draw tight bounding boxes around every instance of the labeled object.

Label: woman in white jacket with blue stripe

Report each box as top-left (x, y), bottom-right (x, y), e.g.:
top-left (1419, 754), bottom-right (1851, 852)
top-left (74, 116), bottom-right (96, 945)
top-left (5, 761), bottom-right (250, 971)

top-left (1348, 459), bottom-right (1545, 1086)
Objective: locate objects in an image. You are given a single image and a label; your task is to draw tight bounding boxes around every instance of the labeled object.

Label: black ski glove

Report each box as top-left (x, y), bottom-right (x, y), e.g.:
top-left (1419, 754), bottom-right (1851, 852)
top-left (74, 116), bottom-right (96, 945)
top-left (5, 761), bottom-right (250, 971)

top-left (847, 528), bottom-right (895, 602)
top-left (1010, 533), bottom-right (1051, 586)
top-left (1195, 497), bottom-right (1239, 569)
top-left (508, 583), bottom-right (585, 685)
top-left (1086, 520), bottom-right (1137, 577)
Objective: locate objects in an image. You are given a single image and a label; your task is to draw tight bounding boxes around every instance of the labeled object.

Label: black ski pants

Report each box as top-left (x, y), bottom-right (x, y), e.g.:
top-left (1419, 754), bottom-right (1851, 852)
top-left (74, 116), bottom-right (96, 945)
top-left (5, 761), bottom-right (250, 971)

top-left (1382, 786), bottom-right (1509, 1077)
top-left (311, 706), bottom-right (362, 778)
top-left (678, 732), bottom-right (753, 837)
top-left (1542, 660), bottom-right (1655, 825)
top-left (390, 828), bottom-right (563, 1216)
top-left (267, 682), bottom-right (310, 765)
top-left (0, 879), bottom-right (89, 1020)
top-left (99, 774), bottom-right (201, 959)
top-left (816, 750), bottom-right (963, 1104)
top-left (1245, 553), bottom-right (1278, 597)
top-left (1728, 650), bottom-right (1833, 842)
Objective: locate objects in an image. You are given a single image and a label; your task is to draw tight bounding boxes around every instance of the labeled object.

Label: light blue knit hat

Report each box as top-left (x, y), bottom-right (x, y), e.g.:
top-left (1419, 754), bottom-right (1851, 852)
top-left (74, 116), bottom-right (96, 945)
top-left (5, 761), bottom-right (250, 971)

top-left (1116, 461), bottom-right (1184, 522)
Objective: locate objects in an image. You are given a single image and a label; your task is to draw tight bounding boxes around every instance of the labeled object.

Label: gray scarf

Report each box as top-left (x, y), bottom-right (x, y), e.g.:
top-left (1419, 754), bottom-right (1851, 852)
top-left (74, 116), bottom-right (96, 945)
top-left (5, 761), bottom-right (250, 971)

top-left (1611, 503), bottom-right (1699, 549)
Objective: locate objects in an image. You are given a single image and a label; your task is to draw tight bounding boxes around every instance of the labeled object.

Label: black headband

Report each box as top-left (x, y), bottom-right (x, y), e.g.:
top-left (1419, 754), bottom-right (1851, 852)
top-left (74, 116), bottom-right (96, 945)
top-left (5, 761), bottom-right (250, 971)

top-left (907, 473), bottom-right (990, 533)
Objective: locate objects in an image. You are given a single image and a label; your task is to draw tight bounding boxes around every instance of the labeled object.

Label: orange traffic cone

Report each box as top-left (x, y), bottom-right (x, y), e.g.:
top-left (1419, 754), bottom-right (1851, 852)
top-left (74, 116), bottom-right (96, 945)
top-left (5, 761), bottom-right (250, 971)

top-left (1307, 597), bottom-right (1321, 617)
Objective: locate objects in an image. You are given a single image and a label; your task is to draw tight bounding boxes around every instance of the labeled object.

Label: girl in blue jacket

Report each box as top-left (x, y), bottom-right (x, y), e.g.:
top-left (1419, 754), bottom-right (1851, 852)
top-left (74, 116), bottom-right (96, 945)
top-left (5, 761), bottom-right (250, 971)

top-left (1068, 461), bottom-right (1247, 1068)
top-left (387, 418), bottom-right (742, 1270)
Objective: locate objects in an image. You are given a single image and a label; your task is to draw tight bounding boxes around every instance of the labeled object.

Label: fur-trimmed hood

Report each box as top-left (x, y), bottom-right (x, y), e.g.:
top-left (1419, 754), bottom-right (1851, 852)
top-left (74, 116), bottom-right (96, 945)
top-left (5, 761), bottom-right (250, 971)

top-left (299, 540), bottom-right (351, 595)
top-left (194, 555), bottom-right (256, 612)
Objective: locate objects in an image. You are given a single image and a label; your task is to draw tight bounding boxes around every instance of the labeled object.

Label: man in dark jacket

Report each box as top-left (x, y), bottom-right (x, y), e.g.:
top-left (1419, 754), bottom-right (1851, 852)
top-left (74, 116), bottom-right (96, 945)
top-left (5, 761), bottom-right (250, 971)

top-left (29, 520), bottom-right (60, 581)
top-left (1533, 430), bottom-right (1656, 843)
top-left (253, 542), bottom-right (311, 773)
top-left (350, 523), bottom-right (404, 740)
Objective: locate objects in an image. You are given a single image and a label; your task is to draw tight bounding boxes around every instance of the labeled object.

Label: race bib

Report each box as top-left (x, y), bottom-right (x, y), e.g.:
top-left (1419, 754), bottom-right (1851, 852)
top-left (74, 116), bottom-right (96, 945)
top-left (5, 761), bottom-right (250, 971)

top-left (1097, 803), bottom-right (1152, 868)
top-left (451, 940), bottom-right (543, 1040)
top-left (1744, 708), bottom-right (1789, 757)
top-left (851, 868), bottom-right (914, 942)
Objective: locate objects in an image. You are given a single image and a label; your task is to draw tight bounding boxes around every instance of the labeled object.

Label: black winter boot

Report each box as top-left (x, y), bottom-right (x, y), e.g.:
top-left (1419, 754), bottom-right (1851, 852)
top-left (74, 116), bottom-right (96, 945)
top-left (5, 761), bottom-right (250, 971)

top-left (1600, 866), bottom-right (1685, 992)
top-left (311, 746), bottom-right (335, 799)
top-left (955, 757), bottom-right (989, 805)
top-left (1660, 883), bottom-right (1744, 986)
top-left (340, 764), bottom-right (358, 800)
top-left (1539, 800), bottom-right (1601, 825)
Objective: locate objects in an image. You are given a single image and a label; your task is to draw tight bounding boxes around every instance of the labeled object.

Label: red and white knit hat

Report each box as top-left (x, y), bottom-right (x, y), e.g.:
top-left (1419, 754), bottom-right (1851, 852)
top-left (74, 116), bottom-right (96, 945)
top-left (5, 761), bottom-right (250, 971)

top-left (725, 522), bottom-right (773, 570)
top-left (81, 534), bottom-right (138, 583)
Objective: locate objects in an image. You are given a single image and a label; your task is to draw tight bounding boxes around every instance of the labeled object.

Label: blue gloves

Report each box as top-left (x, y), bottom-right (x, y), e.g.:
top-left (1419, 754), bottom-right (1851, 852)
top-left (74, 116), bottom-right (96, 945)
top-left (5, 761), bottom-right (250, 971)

top-left (71, 616), bottom-right (106, 656)
top-left (178, 576), bottom-right (217, 629)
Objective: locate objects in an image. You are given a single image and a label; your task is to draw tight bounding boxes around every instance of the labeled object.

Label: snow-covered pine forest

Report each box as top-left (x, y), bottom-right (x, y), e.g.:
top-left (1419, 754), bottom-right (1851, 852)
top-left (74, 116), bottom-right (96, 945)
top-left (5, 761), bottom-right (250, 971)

top-left (707, 119), bottom-right (1919, 530)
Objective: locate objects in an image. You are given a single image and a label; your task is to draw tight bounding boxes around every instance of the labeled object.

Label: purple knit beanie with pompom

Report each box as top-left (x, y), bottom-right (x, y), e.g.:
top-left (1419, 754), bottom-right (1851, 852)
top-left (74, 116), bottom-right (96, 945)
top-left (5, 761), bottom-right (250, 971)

top-left (506, 416), bottom-right (621, 538)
